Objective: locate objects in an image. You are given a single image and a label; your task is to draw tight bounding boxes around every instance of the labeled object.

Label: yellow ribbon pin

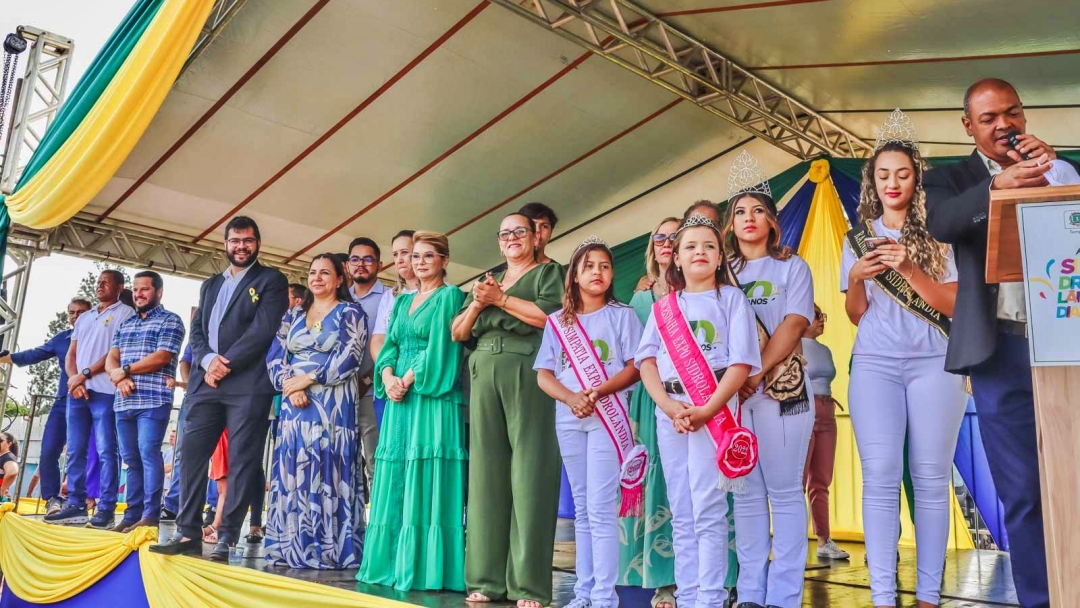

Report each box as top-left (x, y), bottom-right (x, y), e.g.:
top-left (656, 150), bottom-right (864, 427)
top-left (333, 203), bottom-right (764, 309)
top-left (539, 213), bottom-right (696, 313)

top-left (249, 287), bottom-right (259, 303)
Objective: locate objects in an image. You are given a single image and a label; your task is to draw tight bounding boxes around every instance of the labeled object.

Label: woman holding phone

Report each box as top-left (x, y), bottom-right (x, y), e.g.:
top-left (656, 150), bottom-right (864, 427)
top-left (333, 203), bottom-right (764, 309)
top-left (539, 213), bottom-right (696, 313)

top-left (842, 110), bottom-right (967, 608)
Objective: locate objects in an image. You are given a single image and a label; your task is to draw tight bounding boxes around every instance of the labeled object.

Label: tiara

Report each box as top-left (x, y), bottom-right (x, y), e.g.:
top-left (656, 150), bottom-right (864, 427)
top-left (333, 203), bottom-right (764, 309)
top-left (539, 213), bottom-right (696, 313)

top-left (726, 150), bottom-right (772, 201)
top-left (678, 213), bottom-right (719, 233)
top-left (577, 235), bottom-right (605, 249)
top-left (874, 108), bottom-right (919, 152)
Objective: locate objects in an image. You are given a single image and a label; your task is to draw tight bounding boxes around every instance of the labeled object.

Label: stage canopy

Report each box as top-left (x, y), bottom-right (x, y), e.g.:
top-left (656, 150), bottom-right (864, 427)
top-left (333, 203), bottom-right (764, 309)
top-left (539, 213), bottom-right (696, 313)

top-left (6, 0), bottom-right (1079, 283)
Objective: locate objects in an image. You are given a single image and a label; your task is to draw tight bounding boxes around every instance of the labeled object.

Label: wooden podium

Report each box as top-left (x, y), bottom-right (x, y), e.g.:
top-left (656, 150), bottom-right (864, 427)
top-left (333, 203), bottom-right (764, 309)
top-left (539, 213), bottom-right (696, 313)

top-left (988, 185), bottom-right (1080, 605)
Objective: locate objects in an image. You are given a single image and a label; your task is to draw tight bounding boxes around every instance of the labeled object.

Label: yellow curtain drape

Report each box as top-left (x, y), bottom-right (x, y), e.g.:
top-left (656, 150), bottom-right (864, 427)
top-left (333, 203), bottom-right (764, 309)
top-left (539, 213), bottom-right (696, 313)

top-left (0, 503), bottom-right (156, 602)
top-left (138, 549), bottom-right (416, 608)
top-left (2, 0), bottom-right (215, 228)
top-left (797, 161), bottom-right (974, 550)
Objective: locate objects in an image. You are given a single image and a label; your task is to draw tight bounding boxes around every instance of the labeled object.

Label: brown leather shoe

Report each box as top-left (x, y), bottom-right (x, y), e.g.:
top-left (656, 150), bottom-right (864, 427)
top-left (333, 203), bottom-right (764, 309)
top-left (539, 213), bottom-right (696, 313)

top-left (110, 518), bottom-right (139, 534)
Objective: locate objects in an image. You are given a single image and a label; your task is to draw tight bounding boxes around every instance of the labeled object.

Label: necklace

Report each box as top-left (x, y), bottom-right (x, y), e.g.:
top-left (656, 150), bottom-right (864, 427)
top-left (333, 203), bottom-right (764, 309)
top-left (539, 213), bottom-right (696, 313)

top-left (309, 300), bottom-right (337, 332)
top-left (418, 283), bottom-right (444, 296)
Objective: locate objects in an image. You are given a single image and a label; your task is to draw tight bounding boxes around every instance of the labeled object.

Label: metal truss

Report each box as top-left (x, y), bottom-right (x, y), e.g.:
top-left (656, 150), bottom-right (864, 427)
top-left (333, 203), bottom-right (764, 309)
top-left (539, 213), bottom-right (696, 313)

top-left (9, 215), bottom-right (310, 282)
top-left (0, 26), bottom-right (73, 195)
top-left (180, 0), bottom-right (250, 77)
top-left (488, 0), bottom-right (873, 160)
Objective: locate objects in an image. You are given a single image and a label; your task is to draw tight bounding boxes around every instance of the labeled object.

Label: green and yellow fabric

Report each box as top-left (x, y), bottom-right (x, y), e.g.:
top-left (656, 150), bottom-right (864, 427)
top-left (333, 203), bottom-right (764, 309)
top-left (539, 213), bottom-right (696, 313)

top-left (0, 0), bottom-right (215, 267)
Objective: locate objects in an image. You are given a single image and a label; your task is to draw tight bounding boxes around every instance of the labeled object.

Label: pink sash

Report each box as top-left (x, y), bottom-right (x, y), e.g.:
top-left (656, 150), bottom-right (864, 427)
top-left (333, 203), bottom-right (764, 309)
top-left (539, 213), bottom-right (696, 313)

top-left (549, 312), bottom-right (648, 517)
top-left (653, 292), bottom-right (758, 493)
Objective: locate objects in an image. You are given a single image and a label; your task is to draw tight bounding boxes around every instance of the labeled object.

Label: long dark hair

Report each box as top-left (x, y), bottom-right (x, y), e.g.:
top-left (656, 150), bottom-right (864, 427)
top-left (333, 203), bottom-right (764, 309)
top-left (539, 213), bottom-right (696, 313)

top-left (1, 431), bottom-right (18, 458)
top-left (560, 243), bottom-right (621, 327)
top-left (722, 192), bottom-right (792, 273)
top-left (857, 142), bottom-right (949, 280)
top-left (302, 253), bottom-right (353, 312)
top-left (665, 217), bottom-right (739, 294)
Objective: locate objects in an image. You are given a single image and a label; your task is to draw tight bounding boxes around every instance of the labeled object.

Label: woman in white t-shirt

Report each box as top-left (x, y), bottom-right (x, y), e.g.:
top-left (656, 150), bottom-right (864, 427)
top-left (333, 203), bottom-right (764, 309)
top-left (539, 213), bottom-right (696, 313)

top-left (535, 239), bottom-right (643, 608)
top-left (723, 150), bottom-right (816, 608)
top-left (636, 215), bottom-right (761, 608)
top-left (842, 115), bottom-right (966, 608)
top-left (370, 229), bottom-right (421, 359)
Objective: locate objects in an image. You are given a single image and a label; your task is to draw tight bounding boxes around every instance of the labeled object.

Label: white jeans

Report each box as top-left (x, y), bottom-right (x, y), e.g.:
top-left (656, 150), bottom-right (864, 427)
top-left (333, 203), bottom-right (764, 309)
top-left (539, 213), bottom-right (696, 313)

top-left (734, 392), bottom-right (815, 608)
top-left (655, 404), bottom-right (730, 608)
top-left (558, 424), bottom-right (620, 608)
top-left (849, 354), bottom-right (966, 606)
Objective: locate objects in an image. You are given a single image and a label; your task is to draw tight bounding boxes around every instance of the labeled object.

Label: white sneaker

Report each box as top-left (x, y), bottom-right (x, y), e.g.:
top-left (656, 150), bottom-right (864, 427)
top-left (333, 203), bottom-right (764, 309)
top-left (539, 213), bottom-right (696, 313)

top-left (817, 539), bottom-right (850, 560)
top-left (564, 598), bottom-right (591, 608)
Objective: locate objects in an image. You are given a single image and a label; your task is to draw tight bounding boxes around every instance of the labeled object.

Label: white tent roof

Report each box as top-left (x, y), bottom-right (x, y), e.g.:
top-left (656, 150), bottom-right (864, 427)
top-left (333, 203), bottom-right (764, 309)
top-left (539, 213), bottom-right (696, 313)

top-left (76, 0), bottom-right (1080, 282)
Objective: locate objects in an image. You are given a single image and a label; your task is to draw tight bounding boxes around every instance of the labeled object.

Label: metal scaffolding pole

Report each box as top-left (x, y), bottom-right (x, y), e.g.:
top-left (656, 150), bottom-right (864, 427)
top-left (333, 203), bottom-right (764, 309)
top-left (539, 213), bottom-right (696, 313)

top-left (180, 0), bottom-right (250, 77)
top-left (0, 26), bottom-right (73, 195)
top-left (487, 0), bottom-right (873, 160)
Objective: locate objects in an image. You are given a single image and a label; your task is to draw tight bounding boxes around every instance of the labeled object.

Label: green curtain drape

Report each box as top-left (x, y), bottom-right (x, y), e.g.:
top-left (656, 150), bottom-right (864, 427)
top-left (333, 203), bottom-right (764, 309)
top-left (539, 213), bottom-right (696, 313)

top-left (0, 0), bottom-right (164, 266)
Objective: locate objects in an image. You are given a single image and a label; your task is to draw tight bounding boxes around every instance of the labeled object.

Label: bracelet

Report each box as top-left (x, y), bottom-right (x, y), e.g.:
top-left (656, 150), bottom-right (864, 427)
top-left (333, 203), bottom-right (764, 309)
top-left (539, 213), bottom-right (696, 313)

top-left (500, 294), bottom-right (510, 308)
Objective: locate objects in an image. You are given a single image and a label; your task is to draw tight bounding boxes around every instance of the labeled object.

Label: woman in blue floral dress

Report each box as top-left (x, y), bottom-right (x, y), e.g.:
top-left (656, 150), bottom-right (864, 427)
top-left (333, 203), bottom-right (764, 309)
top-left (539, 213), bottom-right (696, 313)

top-left (265, 253), bottom-right (368, 569)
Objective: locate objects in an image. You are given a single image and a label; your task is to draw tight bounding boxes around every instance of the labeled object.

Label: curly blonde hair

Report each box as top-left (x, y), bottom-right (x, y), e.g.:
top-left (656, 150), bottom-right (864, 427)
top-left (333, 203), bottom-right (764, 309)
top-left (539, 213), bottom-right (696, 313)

top-left (857, 142), bottom-right (949, 281)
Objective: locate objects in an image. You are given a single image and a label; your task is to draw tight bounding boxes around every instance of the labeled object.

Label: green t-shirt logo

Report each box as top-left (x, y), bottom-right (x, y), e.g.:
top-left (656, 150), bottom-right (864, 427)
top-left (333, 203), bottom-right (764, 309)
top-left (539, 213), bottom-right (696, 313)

top-left (741, 280), bottom-right (780, 306)
top-left (690, 319), bottom-right (718, 352)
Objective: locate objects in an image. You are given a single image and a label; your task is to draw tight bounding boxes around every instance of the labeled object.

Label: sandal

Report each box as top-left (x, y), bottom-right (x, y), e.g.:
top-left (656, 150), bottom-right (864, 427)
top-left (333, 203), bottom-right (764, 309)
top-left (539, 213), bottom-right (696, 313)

top-left (652, 585), bottom-right (677, 608)
top-left (245, 530), bottom-right (264, 544)
top-left (465, 593), bottom-right (492, 603)
top-left (202, 524), bottom-right (218, 544)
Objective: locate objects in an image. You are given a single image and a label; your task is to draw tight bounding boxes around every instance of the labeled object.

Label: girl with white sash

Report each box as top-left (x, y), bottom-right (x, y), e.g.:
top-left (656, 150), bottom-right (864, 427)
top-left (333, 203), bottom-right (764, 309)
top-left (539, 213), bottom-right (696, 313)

top-left (843, 111), bottom-right (966, 608)
top-left (636, 215), bottom-right (761, 608)
top-left (535, 237), bottom-right (645, 608)
top-left (723, 151), bottom-right (817, 608)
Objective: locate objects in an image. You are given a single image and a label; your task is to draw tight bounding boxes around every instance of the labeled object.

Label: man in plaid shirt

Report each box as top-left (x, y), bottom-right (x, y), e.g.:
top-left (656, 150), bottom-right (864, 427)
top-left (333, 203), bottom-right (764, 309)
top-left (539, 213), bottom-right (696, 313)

top-left (105, 270), bottom-right (185, 532)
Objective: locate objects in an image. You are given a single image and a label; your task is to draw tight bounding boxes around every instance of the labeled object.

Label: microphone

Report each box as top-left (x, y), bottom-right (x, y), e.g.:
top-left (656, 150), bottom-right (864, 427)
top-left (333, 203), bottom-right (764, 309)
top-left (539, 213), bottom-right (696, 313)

top-left (1005, 130), bottom-right (1030, 161)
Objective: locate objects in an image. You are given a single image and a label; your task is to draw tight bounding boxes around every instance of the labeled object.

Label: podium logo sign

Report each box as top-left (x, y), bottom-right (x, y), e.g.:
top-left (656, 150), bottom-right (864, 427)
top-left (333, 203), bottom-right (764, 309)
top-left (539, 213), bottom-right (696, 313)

top-left (1018, 201), bottom-right (1080, 366)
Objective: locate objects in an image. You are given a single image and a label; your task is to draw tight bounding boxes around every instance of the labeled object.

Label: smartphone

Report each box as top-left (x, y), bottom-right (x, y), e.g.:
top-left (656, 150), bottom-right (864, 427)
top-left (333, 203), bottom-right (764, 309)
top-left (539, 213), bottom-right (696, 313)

top-left (865, 237), bottom-right (891, 251)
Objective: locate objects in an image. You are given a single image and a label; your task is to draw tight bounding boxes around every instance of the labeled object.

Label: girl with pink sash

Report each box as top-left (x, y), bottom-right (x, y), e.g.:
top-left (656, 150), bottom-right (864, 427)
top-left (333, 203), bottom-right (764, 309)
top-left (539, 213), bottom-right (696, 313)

top-left (723, 152), bottom-right (817, 608)
top-left (535, 239), bottom-right (644, 608)
top-left (636, 215), bottom-right (761, 608)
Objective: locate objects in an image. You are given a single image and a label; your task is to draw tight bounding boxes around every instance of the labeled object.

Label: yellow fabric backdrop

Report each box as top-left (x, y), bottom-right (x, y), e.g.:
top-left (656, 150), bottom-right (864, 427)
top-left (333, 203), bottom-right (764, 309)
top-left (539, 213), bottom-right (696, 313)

top-left (2, 0), bottom-right (215, 228)
top-left (797, 160), bottom-right (973, 550)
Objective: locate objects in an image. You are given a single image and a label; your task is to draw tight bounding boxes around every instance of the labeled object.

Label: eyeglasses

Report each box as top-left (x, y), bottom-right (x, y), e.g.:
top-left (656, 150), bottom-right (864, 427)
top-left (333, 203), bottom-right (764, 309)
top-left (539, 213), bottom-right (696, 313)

top-left (497, 227), bottom-right (531, 241)
top-left (652, 233), bottom-right (675, 244)
top-left (226, 238), bottom-right (258, 247)
top-left (348, 255), bottom-right (376, 266)
top-left (410, 252), bottom-right (447, 263)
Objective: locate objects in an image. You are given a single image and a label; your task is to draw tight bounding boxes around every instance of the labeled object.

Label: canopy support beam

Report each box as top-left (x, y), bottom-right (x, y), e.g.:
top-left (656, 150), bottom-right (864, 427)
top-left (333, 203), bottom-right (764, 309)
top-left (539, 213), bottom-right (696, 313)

top-left (487, 0), bottom-right (873, 160)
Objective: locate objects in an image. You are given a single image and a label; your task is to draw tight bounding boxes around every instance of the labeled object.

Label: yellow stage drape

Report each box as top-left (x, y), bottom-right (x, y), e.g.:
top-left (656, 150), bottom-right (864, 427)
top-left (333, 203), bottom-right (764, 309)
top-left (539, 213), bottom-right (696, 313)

top-left (0, 503), bottom-right (156, 602)
top-left (797, 161), bottom-right (974, 550)
top-left (2, 0), bottom-right (215, 228)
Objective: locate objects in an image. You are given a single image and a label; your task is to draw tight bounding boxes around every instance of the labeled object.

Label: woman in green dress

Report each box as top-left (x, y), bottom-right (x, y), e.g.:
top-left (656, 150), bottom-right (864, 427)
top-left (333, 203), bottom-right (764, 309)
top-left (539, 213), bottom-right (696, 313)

top-left (358, 231), bottom-right (468, 591)
top-left (621, 216), bottom-right (680, 608)
top-left (453, 212), bottom-right (564, 608)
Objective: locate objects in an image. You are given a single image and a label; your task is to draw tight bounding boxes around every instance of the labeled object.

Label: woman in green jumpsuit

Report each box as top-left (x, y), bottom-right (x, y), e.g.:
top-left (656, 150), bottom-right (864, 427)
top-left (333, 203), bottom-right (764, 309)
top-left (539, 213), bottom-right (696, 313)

top-left (359, 232), bottom-right (468, 591)
top-left (453, 213), bottom-right (564, 608)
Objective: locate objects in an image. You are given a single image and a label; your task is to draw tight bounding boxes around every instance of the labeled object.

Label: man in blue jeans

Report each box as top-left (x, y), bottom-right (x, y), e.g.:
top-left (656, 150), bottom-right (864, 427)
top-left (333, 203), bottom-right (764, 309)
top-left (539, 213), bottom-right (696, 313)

top-left (0, 298), bottom-right (91, 514)
top-left (105, 270), bottom-right (184, 532)
top-left (45, 270), bottom-right (134, 528)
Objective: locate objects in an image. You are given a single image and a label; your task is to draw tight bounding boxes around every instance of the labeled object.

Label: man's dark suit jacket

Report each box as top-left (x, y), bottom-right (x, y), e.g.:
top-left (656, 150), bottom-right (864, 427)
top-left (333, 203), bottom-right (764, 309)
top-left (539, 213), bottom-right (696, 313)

top-left (925, 151), bottom-right (1080, 374)
top-left (189, 260), bottom-right (289, 397)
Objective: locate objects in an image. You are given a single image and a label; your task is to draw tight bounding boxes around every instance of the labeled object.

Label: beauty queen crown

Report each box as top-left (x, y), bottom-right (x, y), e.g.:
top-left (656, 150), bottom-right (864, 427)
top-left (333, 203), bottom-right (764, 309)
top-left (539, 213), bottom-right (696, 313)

top-left (874, 108), bottom-right (920, 152)
top-left (726, 150), bottom-right (772, 201)
top-left (577, 234), bottom-right (605, 250)
top-left (679, 213), bottom-right (718, 232)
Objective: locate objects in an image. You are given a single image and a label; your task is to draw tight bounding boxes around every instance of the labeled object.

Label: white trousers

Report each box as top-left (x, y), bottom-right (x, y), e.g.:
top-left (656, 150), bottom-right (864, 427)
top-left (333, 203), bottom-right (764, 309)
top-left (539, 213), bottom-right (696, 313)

top-left (849, 354), bottom-right (967, 606)
top-left (654, 404), bottom-right (730, 608)
top-left (558, 424), bottom-right (620, 608)
top-left (735, 392), bottom-right (815, 608)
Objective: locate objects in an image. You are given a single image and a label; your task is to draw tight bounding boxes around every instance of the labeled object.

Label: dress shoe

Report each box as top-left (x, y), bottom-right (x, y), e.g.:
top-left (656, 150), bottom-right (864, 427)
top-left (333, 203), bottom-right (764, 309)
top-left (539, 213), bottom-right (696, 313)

top-left (148, 535), bottom-right (202, 556)
top-left (110, 518), bottom-right (140, 534)
top-left (209, 540), bottom-right (234, 562)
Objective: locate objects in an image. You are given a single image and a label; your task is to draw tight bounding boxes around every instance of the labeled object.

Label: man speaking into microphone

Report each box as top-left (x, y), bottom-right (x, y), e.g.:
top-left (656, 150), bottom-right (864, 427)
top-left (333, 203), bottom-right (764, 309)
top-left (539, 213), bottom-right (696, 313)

top-left (924, 78), bottom-right (1080, 608)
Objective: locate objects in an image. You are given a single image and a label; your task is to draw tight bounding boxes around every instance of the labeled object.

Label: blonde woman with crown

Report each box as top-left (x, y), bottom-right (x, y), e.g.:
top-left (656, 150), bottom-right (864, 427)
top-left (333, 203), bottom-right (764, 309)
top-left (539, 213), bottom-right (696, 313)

top-left (721, 150), bottom-right (817, 608)
top-left (842, 110), bottom-right (967, 608)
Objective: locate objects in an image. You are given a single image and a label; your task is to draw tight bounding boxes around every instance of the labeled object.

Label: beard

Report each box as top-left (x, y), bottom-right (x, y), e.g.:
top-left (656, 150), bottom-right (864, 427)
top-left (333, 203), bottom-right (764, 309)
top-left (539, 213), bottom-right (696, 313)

top-left (226, 244), bottom-right (259, 268)
top-left (137, 297), bottom-right (160, 313)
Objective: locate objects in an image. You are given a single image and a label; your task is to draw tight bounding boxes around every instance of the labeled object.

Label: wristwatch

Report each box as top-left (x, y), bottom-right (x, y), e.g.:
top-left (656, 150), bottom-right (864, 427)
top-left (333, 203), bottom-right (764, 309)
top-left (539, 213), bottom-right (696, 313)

top-left (307, 371), bottom-right (318, 383)
top-left (122, 364), bottom-right (131, 377)
top-left (81, 367), bottom-right (92, 378)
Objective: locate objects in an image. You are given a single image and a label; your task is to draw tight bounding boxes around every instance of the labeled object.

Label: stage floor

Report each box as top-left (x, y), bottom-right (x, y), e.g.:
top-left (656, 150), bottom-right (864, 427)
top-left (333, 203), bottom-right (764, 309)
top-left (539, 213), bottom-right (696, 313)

top-left (144, 518), bottom-right (1018, 607)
